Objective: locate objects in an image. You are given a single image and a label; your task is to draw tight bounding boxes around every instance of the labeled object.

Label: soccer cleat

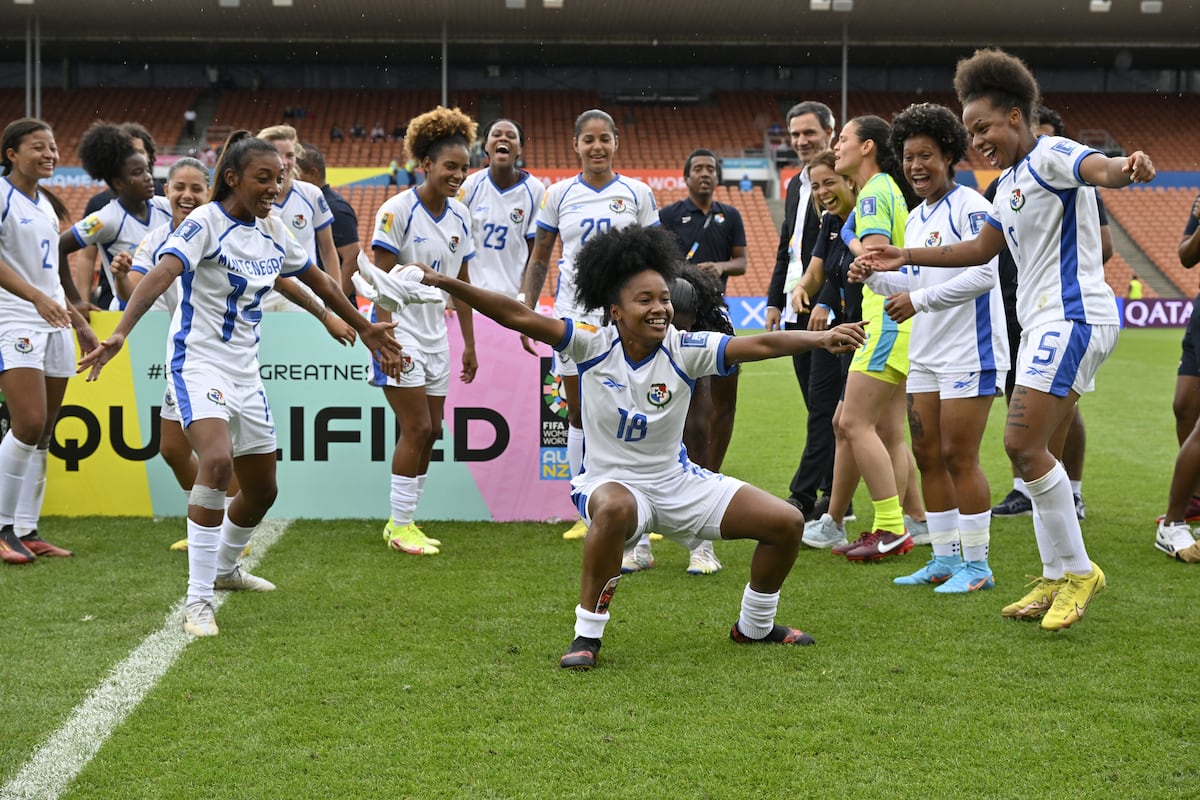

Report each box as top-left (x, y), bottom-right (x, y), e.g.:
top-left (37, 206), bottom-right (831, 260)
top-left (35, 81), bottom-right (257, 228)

top-left (831, 530), bottom-right (874, 557)
top-left (561, 518), bottom-right (588, 540)
top-left (383, 516), bottom-right (439, 547)
top-left (904, 515), bottom-right (930, 546)
top-left (169, 538), bottom-right (189, 551)
top-left (686, 541), bottom-right (723, 575)
top-left (0, 525), bottom-right (36, 565)
top-left (20, 532), bottom-right (73, 558)
top-left (620, 542), bottom-right (655, 573)
top-left (1001, 576), bottom-right (1065, 620)
top-left (934, 560), bottom-right (995, 594)
top-left (182, 600), bottom-right (219, 637)
top-left (802, 513), bottom-right (847, 549)
top-left (729, 621), bottom-right (815, 646)
top-left (388, 522), bottom-right (439, 555)
top-left (992, 489), bottom-right (1033, 517)
top-left (894, 555), bottom-right (961, 585)
top-left (648, 532), bottom-right (664, 542)
top-left (559, 635), bottom-right (601, 669)
top-left (214, 565), bottom-right (276, 592)
top-left (1074, 493), bottom-right (1086, 521)
top-left (1041, 561), bottom-right (1106, 631)
top-left (1155, 520), bottom-right (1197, 559)
top-left (845, 530), bottom-right (913, 562)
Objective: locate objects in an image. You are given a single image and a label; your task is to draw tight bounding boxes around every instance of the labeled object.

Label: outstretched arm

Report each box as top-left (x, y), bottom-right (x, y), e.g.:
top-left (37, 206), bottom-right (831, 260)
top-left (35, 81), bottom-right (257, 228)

top-left (860, 223), bottom-right (1006, 273)
top-left (419, 263), bottom-right (566, 347)
top-left (1078, 150), bottom-right (1155, 190)
top-left (724, 321), bottom-right (866, 366)
top-left (296, 263), bottom-right (399, 359)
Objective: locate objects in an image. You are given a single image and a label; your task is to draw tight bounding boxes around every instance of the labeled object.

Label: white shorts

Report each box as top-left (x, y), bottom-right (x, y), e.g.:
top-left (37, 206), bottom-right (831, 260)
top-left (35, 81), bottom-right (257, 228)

top-left (570, 464), bottom-right (746, 547)
top-left (160, 382), bottom-right (181, 423)
top-left (370, 346), bottom-right (451, 396)
top-left (0, 325), bottom-right (74, 378)
top-left (1015, 321), bottom-right (1118, 398)
top-left (169, 367), bottom-right (277, 457)
top-left (907, 362), bottom-right (1006, 400)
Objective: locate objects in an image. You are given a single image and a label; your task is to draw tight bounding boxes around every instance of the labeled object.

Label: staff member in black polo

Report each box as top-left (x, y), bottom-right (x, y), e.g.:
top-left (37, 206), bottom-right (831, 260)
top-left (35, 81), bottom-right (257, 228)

top-left (765, 101), bottom-right (839, 520)
top-left (297, 142), bottom-right (362, 299)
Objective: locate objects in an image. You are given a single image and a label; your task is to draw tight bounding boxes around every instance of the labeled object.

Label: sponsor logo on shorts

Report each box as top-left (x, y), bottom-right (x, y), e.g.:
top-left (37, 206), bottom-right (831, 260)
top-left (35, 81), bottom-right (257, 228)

top-left (609, 199), bottom-right (627, 214)
top-left (925, 231), bottom-right (942, 247)
top-left (206, 388), bottom-right (226, 406)
top-left (1010, 188), bottom-right (1026, 212)
top-left (291, 213), bottom-right (307, 230)
top-left (510, 208), bottom-right (525, 224)
top-left (79, 215), bottom-right (104, 237)
top-left (647, 382), bottom-right (672, 407)
top-left (165, 388), bottom-right (176, 407)
top-left (176, 219), bottom-right (203, 241)
top-left (14, 337), bottom-right (33, 354)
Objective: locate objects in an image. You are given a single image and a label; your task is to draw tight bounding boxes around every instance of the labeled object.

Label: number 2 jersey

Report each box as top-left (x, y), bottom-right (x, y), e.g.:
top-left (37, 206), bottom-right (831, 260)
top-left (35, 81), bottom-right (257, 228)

top-left (0, 177), bottom-right (64, 330)
top-left (554, 320), bottom-right (733, 483)
top-left (160, 203), bottom-right (311, 383)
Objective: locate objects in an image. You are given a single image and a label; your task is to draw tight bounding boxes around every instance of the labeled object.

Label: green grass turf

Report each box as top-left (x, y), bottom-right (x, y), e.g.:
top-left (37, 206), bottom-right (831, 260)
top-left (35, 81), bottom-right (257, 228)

top-left (2, 328), bottom-right (1199, 799)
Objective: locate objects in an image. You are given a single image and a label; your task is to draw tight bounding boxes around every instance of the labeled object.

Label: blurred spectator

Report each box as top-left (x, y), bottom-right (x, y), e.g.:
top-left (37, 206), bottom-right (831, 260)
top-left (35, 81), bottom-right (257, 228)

top-left (330, 123), bottom-right (345, 142)
top-left (391, 123), bottom-right (405, 141)
top-left (1128, 274), bottom-right (1144, 299)
top-left (350, 121), bottom-right (366, 140)
top-left (370, 121), bottom-right (387, 142)
top-left (201, 143), bottom-right (218, 169)
top-left (739, 173), bottom-right (753, 192)
top-left (184, 108), bottom-right (197, 139)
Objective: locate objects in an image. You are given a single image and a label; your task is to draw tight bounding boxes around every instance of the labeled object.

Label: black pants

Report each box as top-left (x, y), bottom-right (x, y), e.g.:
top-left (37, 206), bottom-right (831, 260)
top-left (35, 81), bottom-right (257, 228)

top-left (788, 324), bottom-right (845, 511)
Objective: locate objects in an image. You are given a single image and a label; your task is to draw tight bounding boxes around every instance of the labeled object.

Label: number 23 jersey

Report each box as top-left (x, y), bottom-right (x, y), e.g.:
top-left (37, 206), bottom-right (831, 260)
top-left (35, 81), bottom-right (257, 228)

top-left (555, 320), bottom-right (734, 483)
top-left (161, 203), bottom-right (310, 382)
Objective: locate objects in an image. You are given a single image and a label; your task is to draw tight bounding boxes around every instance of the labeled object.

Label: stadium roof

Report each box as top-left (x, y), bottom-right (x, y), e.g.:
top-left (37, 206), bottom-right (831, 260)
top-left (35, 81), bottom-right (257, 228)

top-left (5, 0), bottom-right (1198, 67)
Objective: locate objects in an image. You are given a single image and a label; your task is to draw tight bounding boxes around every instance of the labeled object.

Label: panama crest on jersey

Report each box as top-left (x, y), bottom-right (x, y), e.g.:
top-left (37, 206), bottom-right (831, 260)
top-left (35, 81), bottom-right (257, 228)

top-left (647, 382), bottom-right (672, 408)
top-left (449, 235), bottom-right (460, 253)
top-left (1010, 188), bottom-right (1026, 212)
top-left (609, 199), bottom-right (626, 214)
top-left (925, 231), bottom-right (942, 247)
top-left (510, 208), bottom-right (525, 224)
top-left (291, 213), bottom-right (307, 230)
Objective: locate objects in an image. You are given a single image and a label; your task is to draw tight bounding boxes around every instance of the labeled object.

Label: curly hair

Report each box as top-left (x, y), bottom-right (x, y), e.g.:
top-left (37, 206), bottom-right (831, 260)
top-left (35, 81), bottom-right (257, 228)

top-left (405, 106), bottom-right (477, 163)
top-left (120, 122), bottom-right (157, 167)
top-left (572, 225), bottom-right (681, 317)
top-left (889, 103), bottom-right (969, 178)
top-left (78, 121), bottom-right (138, 186)
top-left (1035, 105), bottom-right (1064, 136)
top-left (953, 48), bottom-right (1040, 126)
top-left (671, 263), bottom-right (726, 331)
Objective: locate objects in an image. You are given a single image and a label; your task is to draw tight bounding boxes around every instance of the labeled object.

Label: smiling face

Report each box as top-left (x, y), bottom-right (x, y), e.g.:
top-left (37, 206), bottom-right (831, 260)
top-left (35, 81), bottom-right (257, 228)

top-left (5, 127), bottom-right (58, 186)
top-left (610, 269), bottom-right (673, 349)
top-left (902, 133), bottom-right (954, 203)
top-left (962, 97), bottom-right (1024, 170)
top-left (167, 165), bottom-right (209, 226)
top-left (114, 151), bottom-right (155, 204)
top-left (423, 142), bottom-right (471, 201)
top-left (809, 162), bottom-right (855, 218)
top-left (269, 138), bottom-right (297, 188)
top-left (685, 155), bottom-right (718, 202)
top-left (485, 120), bottom-right (522, 171)
top-left (225, 150), bottom-right (284, 221)
top-left (789, 112), bottom-right (831, 166)
top-left (574, 117), bottom-right (617, 178)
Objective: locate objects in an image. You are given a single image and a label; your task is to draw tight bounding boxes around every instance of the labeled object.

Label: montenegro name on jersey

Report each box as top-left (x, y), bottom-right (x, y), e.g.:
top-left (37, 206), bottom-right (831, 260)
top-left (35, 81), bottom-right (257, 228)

top-left (535, 174), bottom-right (659, 320)
top-left (160, 203), bottom-right (311, 383)
top-left (987, 135), bottom-right (1118, 330)
top-left (371, 189), bottom-right (475, 354)
top-left (0, 177), bottom-right (64, 329)
top-left (904, 185), bottom-right (1009, 373)
top-left (555, 320), bottom-right (733, 483)
top-left (458, 169), bottom-right (546, 297)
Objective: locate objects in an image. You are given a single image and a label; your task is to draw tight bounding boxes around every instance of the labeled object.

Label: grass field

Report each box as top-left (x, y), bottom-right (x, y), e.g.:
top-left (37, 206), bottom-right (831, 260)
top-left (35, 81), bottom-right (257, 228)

top-left (2, 328), bottom-right (1198, 799)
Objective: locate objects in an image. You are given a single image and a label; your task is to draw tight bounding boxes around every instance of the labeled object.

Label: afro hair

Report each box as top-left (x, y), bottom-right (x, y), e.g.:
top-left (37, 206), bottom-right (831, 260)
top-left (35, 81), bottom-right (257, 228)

top-left (572, 225), bottom-right (681, 317)
top-left (889, 103), bottom-right (970, 177)
top-left (953, 48), bottom-right (1041, 125)
top-left (78, 121), bottom-right (138, 186)
top-left (406, 106), bottom-right (477, 163)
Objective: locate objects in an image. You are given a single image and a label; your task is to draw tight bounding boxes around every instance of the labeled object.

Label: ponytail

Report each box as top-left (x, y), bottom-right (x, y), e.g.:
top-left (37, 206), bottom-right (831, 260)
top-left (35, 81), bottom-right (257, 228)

top-left (209, 130), bottom-right (278, 204)
top-left (851, 115), bottom-right (919, 212)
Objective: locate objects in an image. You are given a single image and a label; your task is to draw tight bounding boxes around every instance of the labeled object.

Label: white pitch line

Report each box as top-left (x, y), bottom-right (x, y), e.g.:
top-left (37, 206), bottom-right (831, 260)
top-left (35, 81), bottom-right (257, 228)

top-left (0, 519), bottom-right (291, 800)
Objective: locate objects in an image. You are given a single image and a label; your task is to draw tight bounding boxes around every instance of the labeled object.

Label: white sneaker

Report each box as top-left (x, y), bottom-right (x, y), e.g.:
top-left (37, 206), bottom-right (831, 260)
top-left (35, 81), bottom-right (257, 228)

top-left (905, 514), bottom-right (931, 546)
top-left (686, 541), bottom-right (723, 575)
top-left (802, 513), bottom-right (846, 549)
top-left (183, 600), bottom-right (219, 637)
top-left (620, 542), bottom-right (655, 573)
top-left (214, 565), bottom-right (277, 592)
top-left (1155, 520), bottom-right (1197, 559)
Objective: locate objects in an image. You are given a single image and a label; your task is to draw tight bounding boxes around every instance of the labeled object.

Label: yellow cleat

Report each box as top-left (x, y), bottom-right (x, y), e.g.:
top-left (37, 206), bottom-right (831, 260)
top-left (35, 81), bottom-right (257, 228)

top-left (1001, 576), bottom-right (1065, 620)
top-left (649, 532), bottom-right (664, 542)
top-left (561, 519), bottom-right (588, 540)
top-left (169, 538), bottom-right (189, 552)
top-left (1041, 561), bottom-right (1106, 631)
top-left (388, 522), bottom-right (439, 555)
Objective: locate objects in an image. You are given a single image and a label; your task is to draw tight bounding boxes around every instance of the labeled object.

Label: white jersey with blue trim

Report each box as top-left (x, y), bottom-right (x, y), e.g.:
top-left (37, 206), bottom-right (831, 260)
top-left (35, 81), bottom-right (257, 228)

top-left (131, 221), bottom-right (180, 314)
top-left (160, 203), bottom-right (311, 383)
top-left (371, 189), bottom-right (475, 354)
top-left (903, 185), bottom-right (1009, 374)
top-left (534, 174), bottom-right (659, 322)
top-left (273, 180), bottom-right (334, 265)
top-left (554, 321), bottom-right (732, 483)
top-left (71, 195), bottom-right (172, 310)
top-left (457, 169), bottom-right (546, 298)
top-left (0, 177), bottom-right (64, 330)
top-left (986, 135), bottom-right (1117, 330)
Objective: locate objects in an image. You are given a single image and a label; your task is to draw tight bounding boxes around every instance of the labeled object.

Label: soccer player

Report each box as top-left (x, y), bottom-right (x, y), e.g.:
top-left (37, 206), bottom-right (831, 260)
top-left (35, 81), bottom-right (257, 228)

top-left (859, 48), bottom-right (1155, 629)
top-left (518, 109), bottom-right (660, 542)
top-left (457, 118), bottom-right (545, 298)
top-left (368, 106), bottom-right (479, 556)
top-left (0, 118), bottom-right (97, 564)
top-left (59, 121), bottom-right (172, 311)
top-left (827, 115), bottom-right (918, 563)
top-left (78, 131), bottom-right (399, 635)
top-left (856, 103), bottom-right (1009, 592)
top-left (381, 224), bottom-right (866, 670)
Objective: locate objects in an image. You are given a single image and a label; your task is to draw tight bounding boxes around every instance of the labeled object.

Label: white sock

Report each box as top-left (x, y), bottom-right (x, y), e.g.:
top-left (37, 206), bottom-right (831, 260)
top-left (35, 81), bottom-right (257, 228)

top-left (417, 474), bottom-right (428, 495)
top-left (567, 425), bottom-right (584, 478)
top-left (186, 518), bottom-right (221, 605)
top-left (14, 447), bottom-right (48, 535)
top-left (1013, 477), bottom-right (1029, 499)
top-left (224, 495), bottom-right (235, 511)
top-left (0, 434), bottom-right (37, 526)
top-left (959, 510), bottom-right (991, 563)
top-left (390, 474), bottom-right (419, 526)
top-left (737, 584), bottom-right (780, 639)
top-left (638, 533), bottom-right (652, 546)
top-left (1032, 512), bottom-right (1063, 579)
top-left (574, 605), bottom-right (609, 639)
top-left (926, 509), bottom-right (960, 558)
top-left (1026, 462), bottom-right (1091, 576)
top-left (216, 517), bottom-right (256, 575)
top-left (1069, 479), bottom-right (1082, 495)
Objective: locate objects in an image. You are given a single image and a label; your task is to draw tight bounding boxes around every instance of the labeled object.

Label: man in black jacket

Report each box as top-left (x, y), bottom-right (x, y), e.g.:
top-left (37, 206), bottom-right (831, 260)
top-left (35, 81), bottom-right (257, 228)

top-left (765, 101), bottom-right (837, 519)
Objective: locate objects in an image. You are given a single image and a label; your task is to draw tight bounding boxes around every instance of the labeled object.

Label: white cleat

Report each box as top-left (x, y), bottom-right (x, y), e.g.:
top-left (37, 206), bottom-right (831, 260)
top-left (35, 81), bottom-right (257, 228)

top-left (214, 565), bottom-right (276, 592)
top-left (183, 600), bottom-right (219, 637)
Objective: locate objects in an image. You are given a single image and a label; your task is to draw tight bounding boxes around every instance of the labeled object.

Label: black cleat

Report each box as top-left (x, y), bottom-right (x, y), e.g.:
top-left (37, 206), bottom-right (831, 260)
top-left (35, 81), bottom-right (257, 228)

top-left (559, 636), bottom-right (602, 669)
top-left (730, 622), bottom-right (815, 646)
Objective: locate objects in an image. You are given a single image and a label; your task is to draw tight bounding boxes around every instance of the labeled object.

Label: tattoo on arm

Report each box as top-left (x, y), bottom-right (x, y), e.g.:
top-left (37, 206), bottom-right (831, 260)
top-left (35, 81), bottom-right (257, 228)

top-left (276, 279), bottom-right (326, 319)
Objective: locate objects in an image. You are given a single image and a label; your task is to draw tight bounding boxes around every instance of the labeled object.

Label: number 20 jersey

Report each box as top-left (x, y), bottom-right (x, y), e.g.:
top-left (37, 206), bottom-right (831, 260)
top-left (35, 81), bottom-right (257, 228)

top-left (160, 203), bottom-right (311, 383)
top-left (554, 320), bottom-right (733, 483)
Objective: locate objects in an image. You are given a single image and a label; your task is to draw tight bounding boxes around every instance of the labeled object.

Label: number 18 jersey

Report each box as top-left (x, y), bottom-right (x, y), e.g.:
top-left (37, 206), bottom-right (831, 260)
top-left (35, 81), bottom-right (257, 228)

top-left (160, 203), bottom-right (310, 383)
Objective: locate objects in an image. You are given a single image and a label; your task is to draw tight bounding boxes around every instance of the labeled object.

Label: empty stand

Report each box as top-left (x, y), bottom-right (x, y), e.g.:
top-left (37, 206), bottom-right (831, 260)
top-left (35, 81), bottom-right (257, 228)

top-left (1102, 186), bottom-right (1196, 296)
